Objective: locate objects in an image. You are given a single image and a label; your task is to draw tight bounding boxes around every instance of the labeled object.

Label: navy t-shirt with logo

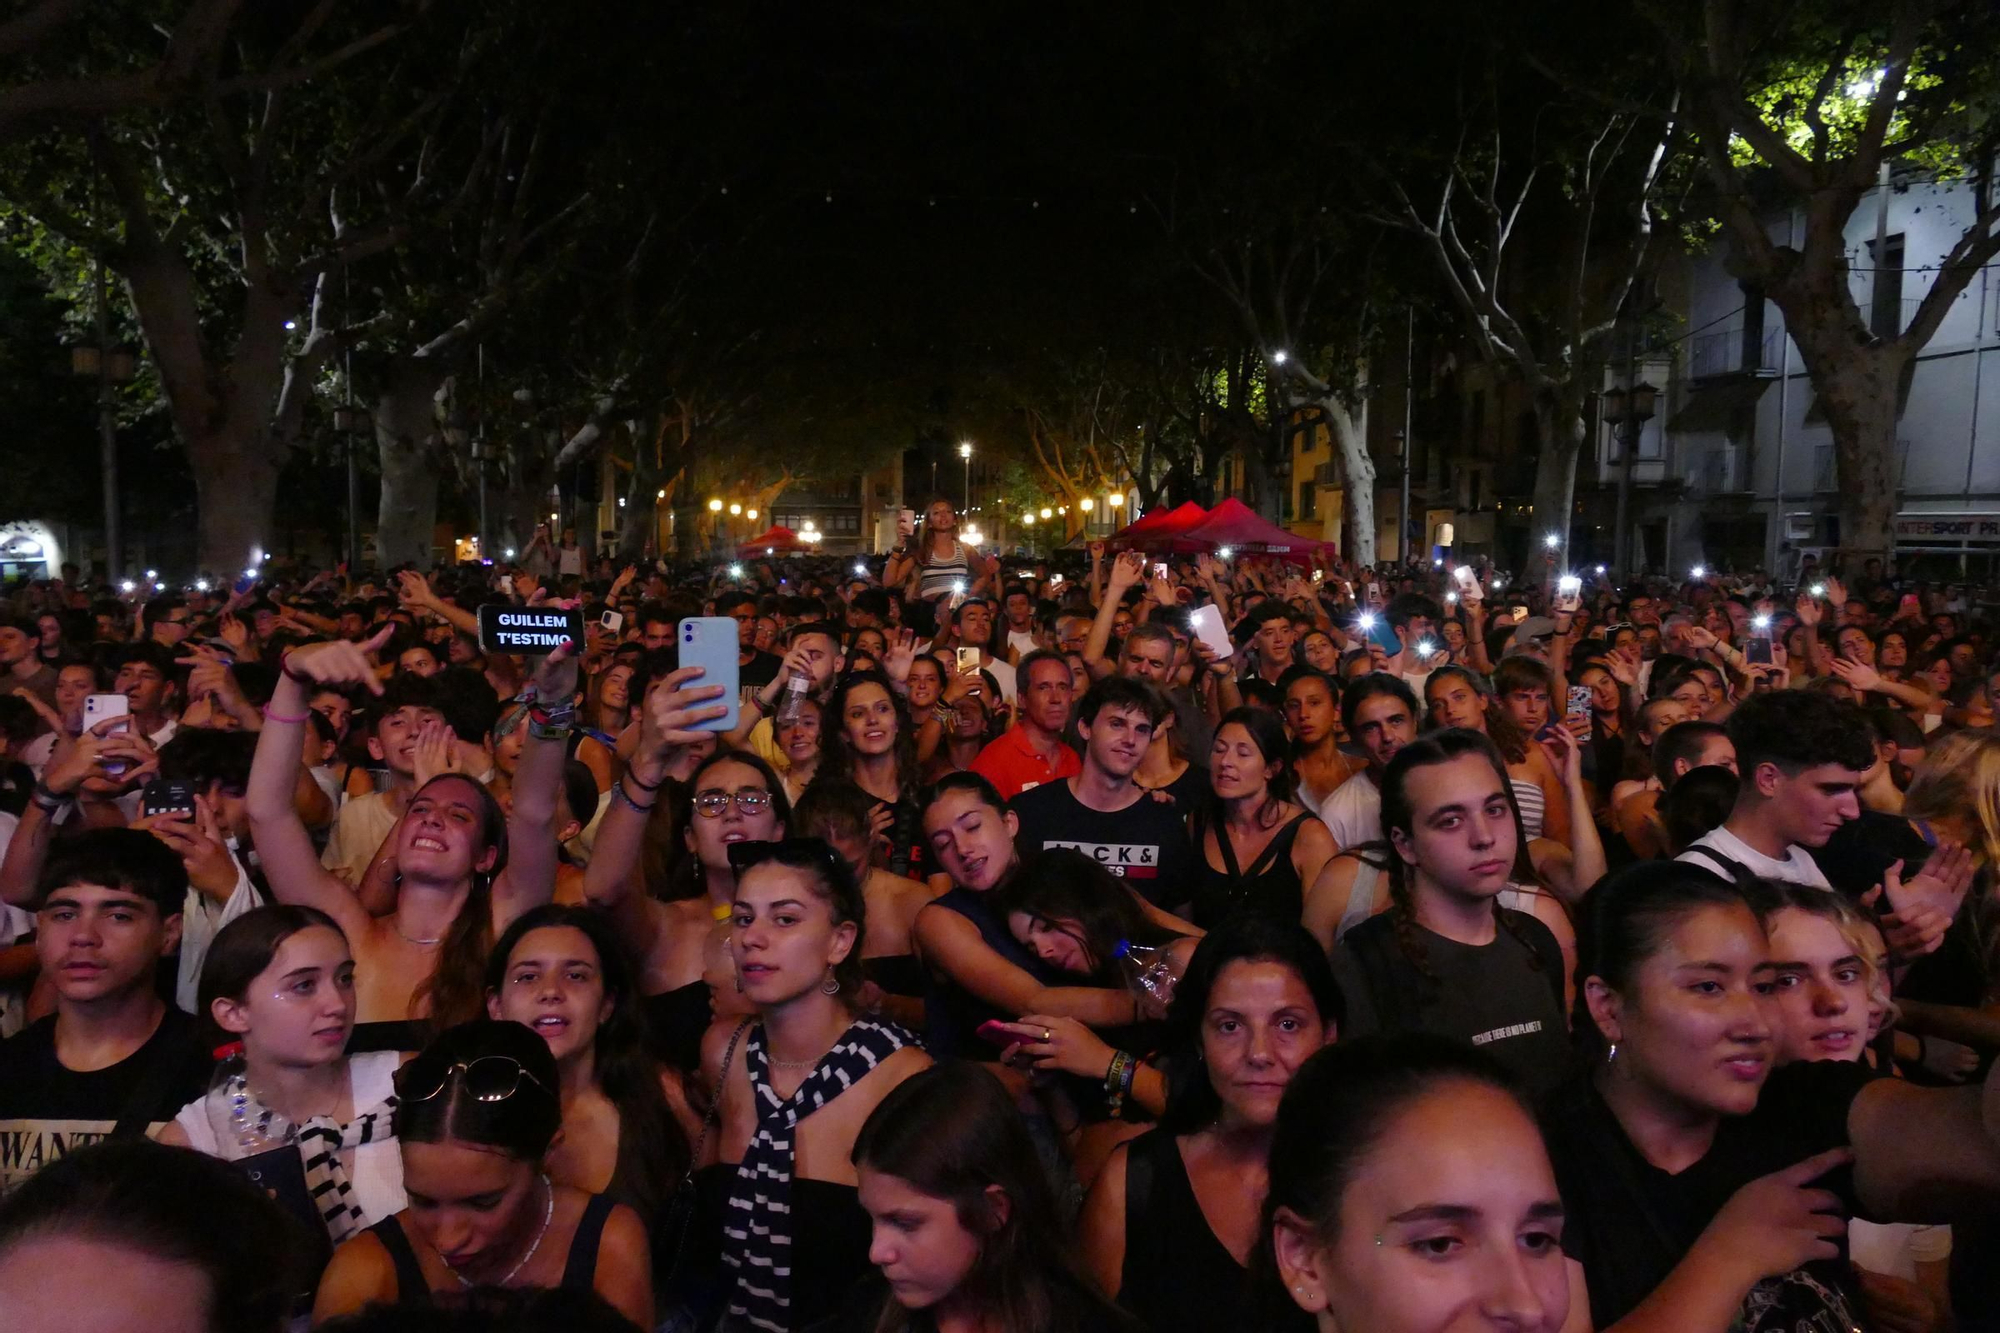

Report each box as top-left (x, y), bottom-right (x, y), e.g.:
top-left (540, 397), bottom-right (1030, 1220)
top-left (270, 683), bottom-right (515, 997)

top-left (1008, 779), bottom-right (1196, 910)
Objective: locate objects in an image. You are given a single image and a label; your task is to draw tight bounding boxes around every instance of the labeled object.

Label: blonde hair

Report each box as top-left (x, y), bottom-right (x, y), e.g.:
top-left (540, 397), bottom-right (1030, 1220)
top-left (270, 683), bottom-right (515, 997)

top-left (1903, 731), bottom-right (2000, 869)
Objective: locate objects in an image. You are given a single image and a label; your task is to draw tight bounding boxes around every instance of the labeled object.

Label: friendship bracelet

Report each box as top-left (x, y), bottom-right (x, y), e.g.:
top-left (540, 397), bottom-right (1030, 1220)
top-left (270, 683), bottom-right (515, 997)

top-left (610, 778), bottom-right (656, 814)
top-left (278, 652), bottom-right (314, 685)
top-left (624, 767), bottom-right (665, 792)
top-left (260, 704), bottom-right (310, 725)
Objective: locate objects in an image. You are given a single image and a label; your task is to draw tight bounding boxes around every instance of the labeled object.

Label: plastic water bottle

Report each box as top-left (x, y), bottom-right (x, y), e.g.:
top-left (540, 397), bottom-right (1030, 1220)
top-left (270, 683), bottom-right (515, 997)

top-left (1113, 939), bottom-right (1179, 1011)
top-left (203, 1042), bottom-right (297, 1161)
top-left (776, 670), bottom-right (810, 727)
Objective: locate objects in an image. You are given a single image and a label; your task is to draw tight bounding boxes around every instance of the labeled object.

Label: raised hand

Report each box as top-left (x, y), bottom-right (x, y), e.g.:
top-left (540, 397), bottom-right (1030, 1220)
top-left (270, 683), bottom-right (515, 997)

top-left (638, 666), bottom-right (731, 766)
top-left (1088, 540), bottom-right (1106, 564)
top-left (881, 629), bottom-right (918, 687)
top-left (396, 570), bottom-right (436, 610)
top-left (1683, 624), bottom-right (1720, 651)
top-left (11, 686), bottom-right (67, 735)
top-left (1826, 656), bottom-right (1883, 694)
top-left (217, 612), bottom-right (253, 657)
top-left (1107, 550), bottom-right (1146, 592)
top-left (411, 719), bottom-right (464, 788)
top-left (283, 625), bottom-right (394, 696)
top-left (1794, 590), bottom-right (1823, 627)
top-left (525, 638), bottom-right (580, 705)
top-left (1822, 576), bottom-right (1847, 608)
top-left (137, 795), bottom-right (239, 898)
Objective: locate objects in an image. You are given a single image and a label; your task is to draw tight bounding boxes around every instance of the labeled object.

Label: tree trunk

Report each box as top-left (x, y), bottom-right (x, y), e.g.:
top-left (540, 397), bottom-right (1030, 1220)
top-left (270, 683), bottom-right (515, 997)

top-left (1322, 396), bottom-right (1377, 568)
top-left (187, 421), bottom-right (283, 575)
top-left (1528, 390), bottom-right (1586, 583)
top-left (373, 359), bottom-right (448, 567)
top-left (1776, 318), bottom-right (1904, 563)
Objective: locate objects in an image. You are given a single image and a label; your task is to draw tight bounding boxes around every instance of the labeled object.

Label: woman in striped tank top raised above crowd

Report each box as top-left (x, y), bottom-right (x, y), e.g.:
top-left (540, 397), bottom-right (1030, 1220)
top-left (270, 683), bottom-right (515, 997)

top-left (883, 497), bottom-right (998, 609)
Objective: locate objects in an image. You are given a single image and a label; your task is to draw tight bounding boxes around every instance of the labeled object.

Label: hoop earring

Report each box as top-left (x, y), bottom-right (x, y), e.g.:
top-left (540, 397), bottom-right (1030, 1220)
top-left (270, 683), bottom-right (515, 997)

top-left (821, 975), bottom-right (841, 997)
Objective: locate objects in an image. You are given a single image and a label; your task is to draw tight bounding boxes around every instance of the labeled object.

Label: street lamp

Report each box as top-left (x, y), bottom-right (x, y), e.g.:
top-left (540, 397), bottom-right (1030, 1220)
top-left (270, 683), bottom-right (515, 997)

top-left (959, 441), bottom-right (973, 511)
top-left (1603, 378), bottom-right (1659, 582)
top-left (746, 508), bottom-right (758, 522)
top-left (708, 498), bottom-right (723, 512)
top-left (1107, 491), bottom-right (1124, 507)
top-left (1039, 507), bottom-right (1052, 520)
top-left (728, 503), bottom-right (741, 516)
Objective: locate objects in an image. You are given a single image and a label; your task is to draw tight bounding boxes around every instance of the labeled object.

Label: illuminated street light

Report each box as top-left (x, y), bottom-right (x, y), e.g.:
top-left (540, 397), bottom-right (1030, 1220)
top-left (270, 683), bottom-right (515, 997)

top-left (1039, 507), bottom-right (1052, 519)
top-left (1107, 492), bottom-right (1125, 507)
top-left (1271, 349), bottom-right (1289, 365)
top-left (729, 503), bottom-right (741, 516)
top-left (746, 508), bottom-right (758, 521)
top-left (708, 498), bottom-right (723, 513)
top-left (657, 489), bottom-right (666, 500)
top-left (1080, 497), bottom-right (1094, 512)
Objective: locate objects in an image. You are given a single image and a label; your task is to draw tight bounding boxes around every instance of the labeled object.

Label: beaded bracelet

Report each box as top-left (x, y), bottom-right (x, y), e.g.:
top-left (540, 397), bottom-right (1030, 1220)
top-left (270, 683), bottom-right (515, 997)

top-left (261, 704), bottom-right (310, 725)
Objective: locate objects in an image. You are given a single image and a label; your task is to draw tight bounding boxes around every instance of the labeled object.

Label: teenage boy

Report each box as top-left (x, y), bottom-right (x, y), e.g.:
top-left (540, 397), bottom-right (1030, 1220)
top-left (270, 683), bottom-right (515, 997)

top-left (319, 673), bottom-right (449, 885)
top-left (0, 829), bottom-right (210, 1195)
top-left (1000, 583), bottom-right (1040, 661)
top-left (1008, 677), bottom-right (1194, 909)
top-left (0, 613), bottom-right (57, 712)
top-left (1237, 601), bottom-right (1297, 687)
top-left (715, 590), bottom-right (783, 692)
top-left (943, 597), bottom-right (1015, 702)
top-left (1321, 673), bottom-right (1420, 852)
top-left (971, 651), bottom-right (1079, 801)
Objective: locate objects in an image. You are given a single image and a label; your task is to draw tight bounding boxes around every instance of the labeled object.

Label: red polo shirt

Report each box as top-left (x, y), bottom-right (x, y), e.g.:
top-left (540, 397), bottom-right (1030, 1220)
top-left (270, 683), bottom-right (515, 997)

top-left (969, 725), bottom-right (1081, 801)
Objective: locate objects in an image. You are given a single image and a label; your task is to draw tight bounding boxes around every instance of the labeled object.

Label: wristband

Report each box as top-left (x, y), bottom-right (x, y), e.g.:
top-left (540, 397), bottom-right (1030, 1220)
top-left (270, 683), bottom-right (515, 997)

top-left (261, 704), bottom-right (310, 725)
top-left (30, 783), bottom-right (73, 815)
top-left (610, 777), bottom-right (656, 814)
top-left (932, 704), bottom-right (955, 727)
top-left (279, 652), bottom-right (314, 685)
top-left (625, 767), bottom-right (665, 792)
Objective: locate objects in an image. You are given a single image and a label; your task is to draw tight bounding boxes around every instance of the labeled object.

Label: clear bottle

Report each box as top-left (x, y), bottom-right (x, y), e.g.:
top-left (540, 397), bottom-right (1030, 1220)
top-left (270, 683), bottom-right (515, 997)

top-left (776, 670), bottom-right (811, 726)
top-left (703, 901), bottom-right (737, 987)
top-left (202, 1042), bottom-right (297, 1161)
top-left (1112, 938), bottom-right (1178, 1011)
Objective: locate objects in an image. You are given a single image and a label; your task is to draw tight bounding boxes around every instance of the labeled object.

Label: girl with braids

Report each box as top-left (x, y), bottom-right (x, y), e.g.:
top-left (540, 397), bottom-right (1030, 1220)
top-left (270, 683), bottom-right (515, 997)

top-left (818, 669), bottom-right (930, 881)
top-left (248, 630), bottom-right (574, 1052)
top-left (1328, 728), bottom-right (1572, 1098)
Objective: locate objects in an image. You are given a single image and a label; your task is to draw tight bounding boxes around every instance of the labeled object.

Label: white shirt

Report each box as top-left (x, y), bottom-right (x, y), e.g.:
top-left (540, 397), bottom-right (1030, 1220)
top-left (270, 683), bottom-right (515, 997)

top-left (1677, 825), bottom-right (1831, 889)
top-left (1006, 628), bottom-right (1039, 660)
top-left (173, 1049), bottom-right (407, 1228)
top-left (983, 656), bottom-right (1018, 703)
top-left (175, 849), bottom-right (265, 1014)
top-left (1322, 771), bottom-right (1384, 850)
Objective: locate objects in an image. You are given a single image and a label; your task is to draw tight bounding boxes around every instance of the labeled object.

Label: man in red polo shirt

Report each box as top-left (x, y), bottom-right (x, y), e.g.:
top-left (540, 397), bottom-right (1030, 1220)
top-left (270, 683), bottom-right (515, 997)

top-left (970, 649), bottom-right (1079, 800)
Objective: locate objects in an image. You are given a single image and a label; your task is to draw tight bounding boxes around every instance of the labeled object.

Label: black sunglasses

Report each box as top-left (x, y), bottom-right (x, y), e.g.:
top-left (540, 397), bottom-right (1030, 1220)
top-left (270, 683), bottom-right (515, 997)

top-left (396, 1055), bottom-right (554, 1105)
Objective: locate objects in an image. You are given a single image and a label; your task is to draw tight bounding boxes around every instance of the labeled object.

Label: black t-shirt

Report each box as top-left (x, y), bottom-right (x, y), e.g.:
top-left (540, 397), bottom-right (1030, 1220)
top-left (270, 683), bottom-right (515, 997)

top-left (1009, 778), bottom-right (1197, 910)
top-left (1542, 1060), bottom-right (1876, 1332)
top-left (0, 1004), bottom-right (212, 1195)
top-left (740, 649), bottom-right (784, 691)
top-left (1333, 909), bottom-right (1570, 1098)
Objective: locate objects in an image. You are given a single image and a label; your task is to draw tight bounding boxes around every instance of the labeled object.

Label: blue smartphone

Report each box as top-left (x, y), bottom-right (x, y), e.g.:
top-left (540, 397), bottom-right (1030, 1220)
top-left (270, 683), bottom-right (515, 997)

top-left (677, 618), bottom-right (741, 733)
top-left (1363, 616), bottom-right (1402, 656)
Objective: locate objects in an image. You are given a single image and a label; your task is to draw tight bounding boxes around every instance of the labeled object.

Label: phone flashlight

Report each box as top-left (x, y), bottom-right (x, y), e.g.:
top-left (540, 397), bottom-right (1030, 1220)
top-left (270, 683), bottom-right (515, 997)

top-left (1691, 565), bottom-right (1707, 579)
top-left (728, 564), bottom-right (743, 578)
top-left (853, 562), bottom-right (866, 576)
top-left (1445, 591), bottom-right (1459, 604)
top-left (1558, 575), bottom-right (1581, 595)
top-left (1357, 613), bottom-right (1377, 630)
top-left (1810, 583), bottom-right (1826, 598)
top-left (1753, 614), bottom-right (1772, 631)
top-left (952, 579), bottom-right (966, 594)
top-left (1417, 639), bottom-right (1438, 656)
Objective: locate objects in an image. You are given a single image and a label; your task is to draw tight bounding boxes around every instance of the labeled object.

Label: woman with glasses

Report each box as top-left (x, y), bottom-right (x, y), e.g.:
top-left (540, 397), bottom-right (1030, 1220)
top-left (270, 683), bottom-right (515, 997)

top-left (701, 836), bottom-right (930, 1333)
top-left (581, 667), bottom-right (791, 1073)
top-left (312, 1020), bottom-right (653, 1329)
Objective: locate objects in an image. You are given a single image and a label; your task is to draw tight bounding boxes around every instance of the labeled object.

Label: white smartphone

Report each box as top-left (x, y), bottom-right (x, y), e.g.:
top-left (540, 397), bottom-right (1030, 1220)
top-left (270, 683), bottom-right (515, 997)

top-left (1151, 562), bottom-right (1168, 580)
top-left (599, 609), bottom-right (624, 634)
top-left (84, 693), bottom-right (131, 776)
top-left (1188, 604), bottom-right (1234, 660)
top-left (1452, 565), bottom-right (1483, 602)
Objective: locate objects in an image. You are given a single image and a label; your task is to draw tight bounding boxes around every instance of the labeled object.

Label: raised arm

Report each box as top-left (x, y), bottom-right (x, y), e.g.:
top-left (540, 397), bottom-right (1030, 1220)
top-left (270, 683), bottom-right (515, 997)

top-left (397, 571), bottom-right (480, 639)
top-left (247, 628), bottom-right (391, 944)
top-left (1082, 553), bottom-right (1145, 681)
top-left (490, 642), bottom-right (581, 929)
top-left (584, 667), bottom-right (728, 915)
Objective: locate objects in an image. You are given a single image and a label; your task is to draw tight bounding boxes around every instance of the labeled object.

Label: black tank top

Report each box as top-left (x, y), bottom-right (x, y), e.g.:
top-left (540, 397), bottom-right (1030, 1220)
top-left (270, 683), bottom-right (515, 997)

top-left (1189, 810), bottom-right (1315, 929)
top-left (366, 1191), bottom-right (616, 1304)
top-left (1117, 1129), bottom-right (1250, 1333)
top-left (640, 979), bottom-right (712, 1073)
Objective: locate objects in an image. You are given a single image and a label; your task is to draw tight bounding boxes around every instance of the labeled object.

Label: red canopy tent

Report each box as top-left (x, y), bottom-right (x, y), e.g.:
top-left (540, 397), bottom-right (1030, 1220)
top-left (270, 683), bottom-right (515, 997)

top-left (734, 525), bottom-right (807, 556)
top-left (1106, 500), bottom-right (1208, 550)
top-left (1167, 497), bottom-right (1328, 565)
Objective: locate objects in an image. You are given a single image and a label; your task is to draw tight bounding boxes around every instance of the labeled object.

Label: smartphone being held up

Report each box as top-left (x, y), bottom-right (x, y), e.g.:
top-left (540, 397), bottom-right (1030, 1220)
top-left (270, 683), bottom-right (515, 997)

top-left (1566, 685), bottom-right (1592, 720)
top-left (676, 618), bottom-right (741, 733)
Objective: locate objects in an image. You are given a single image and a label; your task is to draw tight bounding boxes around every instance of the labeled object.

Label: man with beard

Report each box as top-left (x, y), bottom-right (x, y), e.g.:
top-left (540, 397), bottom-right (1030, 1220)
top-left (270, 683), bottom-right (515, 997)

top-left (1321, 674), bottom-right (1419, 852)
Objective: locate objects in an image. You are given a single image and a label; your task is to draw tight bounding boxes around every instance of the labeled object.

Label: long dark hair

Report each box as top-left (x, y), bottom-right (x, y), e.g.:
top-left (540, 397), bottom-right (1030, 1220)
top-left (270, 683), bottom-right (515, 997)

top-left (1253, 1036), bottom-right (1527, 1321)
top-left (1378, 728), bottom-right (1548, 988)
top-left (991, 848), bottom-right (1187, 983)
top-left (484, 906), bottom-right (689, 1204)
top-left (1425, 664), bottom-right (1528, 765)
top-left (851, 1062), bottom-right (1136, 1333)
top-left (662, 749), bottom-right (795, 900)
top-left (406, 773), bottom-right (511, 1033)
top-left (1572, 860), bottom-right (1755, 1062)
top-left (1196, 705), bottom-right (1297, 846)
top-left (820, 670), bottom-right (921, 796)
top-left (1160, 915), bottom-right (1344, 1135)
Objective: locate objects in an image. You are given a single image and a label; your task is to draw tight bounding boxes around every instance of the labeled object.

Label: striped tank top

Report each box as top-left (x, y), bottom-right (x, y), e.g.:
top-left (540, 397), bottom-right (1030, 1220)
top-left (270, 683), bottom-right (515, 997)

top-left (915, 542), bottom-right (972, 600)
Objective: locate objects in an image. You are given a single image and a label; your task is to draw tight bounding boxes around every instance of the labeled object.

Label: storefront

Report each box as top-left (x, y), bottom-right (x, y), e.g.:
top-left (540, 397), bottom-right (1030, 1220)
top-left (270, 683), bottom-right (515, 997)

top-left (1891, 512), bottom-right (2000, 582)
top-left (0, 522), bottom-right (60, 583)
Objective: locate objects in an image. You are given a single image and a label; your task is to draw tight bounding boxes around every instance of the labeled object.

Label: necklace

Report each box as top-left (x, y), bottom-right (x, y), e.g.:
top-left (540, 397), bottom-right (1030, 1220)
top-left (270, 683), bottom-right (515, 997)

top-left (445, 1174), bottom-right (552, 1289)
top-left (394, 919), bottom-right (444, 947)
top-left (767, 1051), bottom-right (826, 1070)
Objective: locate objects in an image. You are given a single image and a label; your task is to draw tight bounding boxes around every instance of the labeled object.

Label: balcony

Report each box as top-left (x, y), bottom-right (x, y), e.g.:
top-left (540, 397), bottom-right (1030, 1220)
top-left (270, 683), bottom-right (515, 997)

top-left (1684, 326), bottom-right (1781, 382)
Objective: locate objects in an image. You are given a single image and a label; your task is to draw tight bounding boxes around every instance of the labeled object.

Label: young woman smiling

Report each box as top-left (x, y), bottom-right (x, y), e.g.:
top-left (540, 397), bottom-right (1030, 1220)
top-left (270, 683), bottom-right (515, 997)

top-left (1081, 916), bottom-right (1340, 1333)
top-left (702, 837), bottom-right (930, 1333)
top-left (312, 1020), bottom-right (652, 1328)
top-left (819, 669), bottom-right (930, 882)
top-left (1547, 860), bottom-right (2000, 1333)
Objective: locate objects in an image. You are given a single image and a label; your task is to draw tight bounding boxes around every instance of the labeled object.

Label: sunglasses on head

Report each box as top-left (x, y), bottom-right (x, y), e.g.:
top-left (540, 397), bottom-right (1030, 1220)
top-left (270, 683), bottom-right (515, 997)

top-left (726, 836), bottom-right (846, 877)
top-left (396, 1055), bottom-right (554, 1105)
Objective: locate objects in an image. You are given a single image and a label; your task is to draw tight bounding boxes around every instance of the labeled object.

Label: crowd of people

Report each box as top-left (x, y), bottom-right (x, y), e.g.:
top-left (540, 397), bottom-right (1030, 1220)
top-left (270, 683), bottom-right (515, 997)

top-left (0, 494), bottom-right (1997, 1333)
